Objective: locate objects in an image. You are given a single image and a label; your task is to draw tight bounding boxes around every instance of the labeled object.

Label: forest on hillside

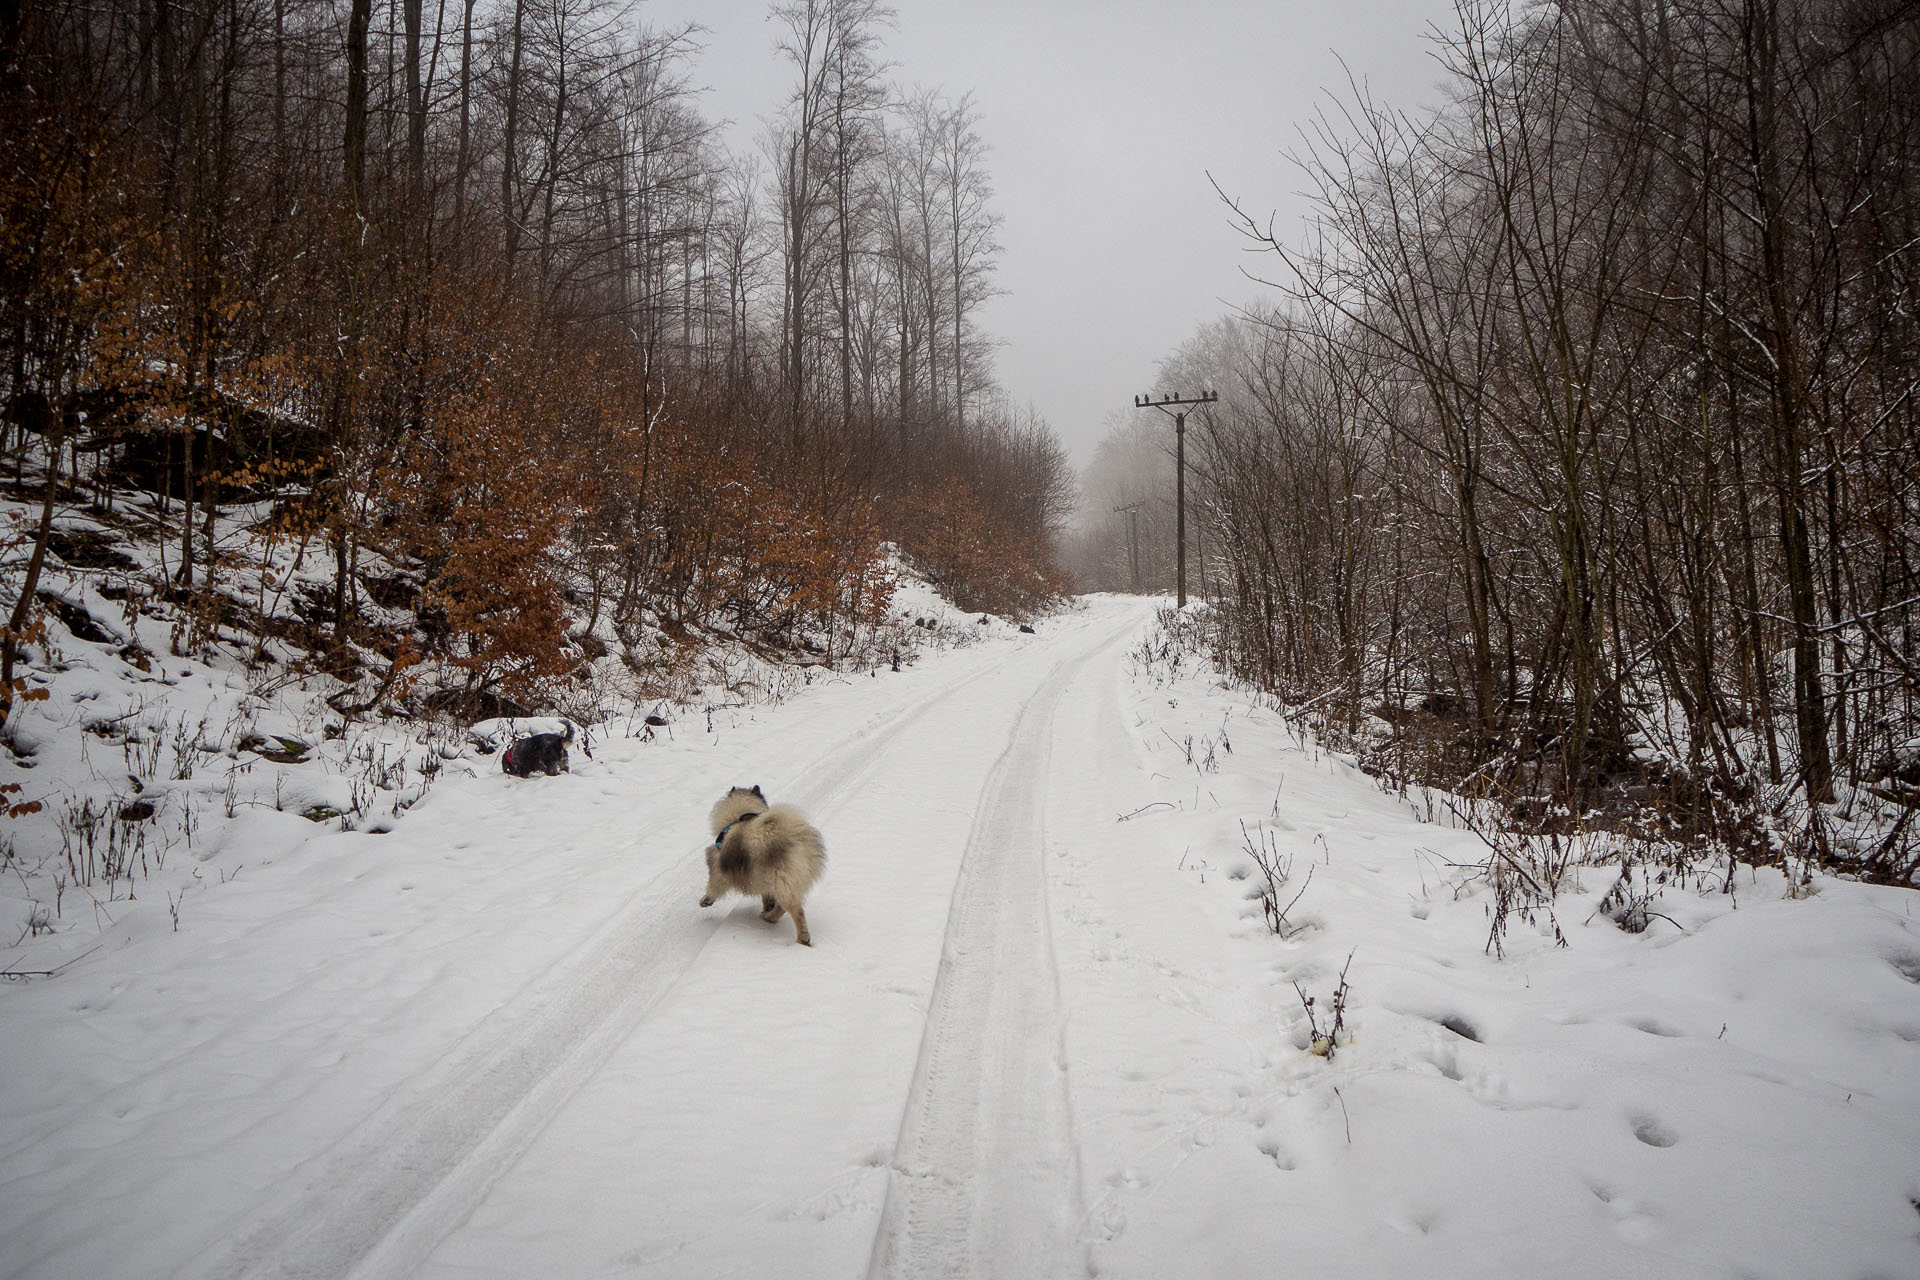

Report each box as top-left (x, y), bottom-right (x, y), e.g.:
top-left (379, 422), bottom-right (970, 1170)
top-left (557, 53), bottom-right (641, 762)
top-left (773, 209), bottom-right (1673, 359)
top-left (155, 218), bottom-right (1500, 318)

top-left (1078, 0), bottom-right (1919, 880)
top-left (1, 0), bottom-right (1074, 725)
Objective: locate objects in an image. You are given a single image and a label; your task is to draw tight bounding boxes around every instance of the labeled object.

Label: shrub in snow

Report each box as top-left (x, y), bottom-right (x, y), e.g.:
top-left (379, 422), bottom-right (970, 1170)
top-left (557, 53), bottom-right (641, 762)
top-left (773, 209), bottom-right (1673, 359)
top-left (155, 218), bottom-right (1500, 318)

top-left (1240, 820), bottom-right (1312, 939)
top-left (1294, 950), bottom-right (1355, 1059)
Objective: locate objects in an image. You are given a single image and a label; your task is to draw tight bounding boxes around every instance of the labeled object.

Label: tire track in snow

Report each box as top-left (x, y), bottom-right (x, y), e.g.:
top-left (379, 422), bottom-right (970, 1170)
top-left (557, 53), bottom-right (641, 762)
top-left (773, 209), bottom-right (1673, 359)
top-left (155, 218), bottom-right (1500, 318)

top-left (866, 621), bottom-right (1134, 1280)
top-left (189, 647), bottom-right (1010, 1280)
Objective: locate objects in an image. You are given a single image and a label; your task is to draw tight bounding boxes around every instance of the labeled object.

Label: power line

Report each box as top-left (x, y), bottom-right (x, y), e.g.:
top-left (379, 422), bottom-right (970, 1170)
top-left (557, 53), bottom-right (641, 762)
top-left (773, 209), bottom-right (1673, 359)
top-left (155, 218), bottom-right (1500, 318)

top-left (1112, 502), bottom-right (1144, 592)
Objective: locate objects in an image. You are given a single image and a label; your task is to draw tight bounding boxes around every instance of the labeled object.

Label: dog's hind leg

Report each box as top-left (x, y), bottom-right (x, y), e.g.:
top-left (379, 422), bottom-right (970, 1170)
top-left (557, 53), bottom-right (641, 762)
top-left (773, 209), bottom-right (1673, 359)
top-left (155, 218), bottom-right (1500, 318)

top-left (760, 895), bottom-right (783, 922)
top-left (786, 900), bottom-right (811, 946)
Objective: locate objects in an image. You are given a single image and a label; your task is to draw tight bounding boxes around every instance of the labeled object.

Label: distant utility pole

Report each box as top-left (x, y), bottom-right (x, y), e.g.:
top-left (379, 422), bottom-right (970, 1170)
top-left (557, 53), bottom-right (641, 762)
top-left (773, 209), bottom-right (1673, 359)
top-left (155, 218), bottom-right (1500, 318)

top-left (1132, 390), bottom-right (1217, 607)
top-left (1112, 502), bottom-right (1144, 592)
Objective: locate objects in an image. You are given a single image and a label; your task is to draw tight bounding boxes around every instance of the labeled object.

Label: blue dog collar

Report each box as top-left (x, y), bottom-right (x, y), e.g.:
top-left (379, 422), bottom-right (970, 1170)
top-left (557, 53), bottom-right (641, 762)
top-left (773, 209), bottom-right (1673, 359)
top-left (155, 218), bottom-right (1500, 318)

top-left (714, 811), bottom-right (762, 848)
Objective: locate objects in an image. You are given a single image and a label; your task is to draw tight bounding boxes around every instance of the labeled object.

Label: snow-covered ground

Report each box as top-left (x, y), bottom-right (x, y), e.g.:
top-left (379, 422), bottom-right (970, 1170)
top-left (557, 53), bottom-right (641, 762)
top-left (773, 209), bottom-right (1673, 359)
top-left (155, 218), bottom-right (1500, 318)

top-left (3, 594), bottom-right (1919, 1279)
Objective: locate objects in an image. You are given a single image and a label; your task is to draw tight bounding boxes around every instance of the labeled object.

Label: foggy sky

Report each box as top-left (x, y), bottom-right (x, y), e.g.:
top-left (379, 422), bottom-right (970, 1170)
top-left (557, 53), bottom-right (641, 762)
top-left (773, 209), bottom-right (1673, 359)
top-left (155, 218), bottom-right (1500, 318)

top-left (640, 0), bottom-right (1456, 466)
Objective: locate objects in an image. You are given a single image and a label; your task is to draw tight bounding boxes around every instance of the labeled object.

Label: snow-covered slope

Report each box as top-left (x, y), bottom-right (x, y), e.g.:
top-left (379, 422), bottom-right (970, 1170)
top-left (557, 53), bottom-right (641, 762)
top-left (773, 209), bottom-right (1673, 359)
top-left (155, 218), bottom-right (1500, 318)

top-left (2, 595), bottom-right (1917, 1279)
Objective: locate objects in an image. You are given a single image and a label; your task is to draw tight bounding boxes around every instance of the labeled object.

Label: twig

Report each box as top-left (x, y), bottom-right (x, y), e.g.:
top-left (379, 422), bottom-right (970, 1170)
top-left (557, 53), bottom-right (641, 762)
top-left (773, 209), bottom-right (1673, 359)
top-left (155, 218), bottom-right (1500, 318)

top-left (0, 945), bottom-right (102, 981)
top-left (1333, 1085), bottom-right (1352, 1145)
top-left (1276, 863), bottom-right (1315, 928)
top-left (1159, 729), bottom-right (1197, 767)
top-left (1117, 801), bottom-right (1175, 822)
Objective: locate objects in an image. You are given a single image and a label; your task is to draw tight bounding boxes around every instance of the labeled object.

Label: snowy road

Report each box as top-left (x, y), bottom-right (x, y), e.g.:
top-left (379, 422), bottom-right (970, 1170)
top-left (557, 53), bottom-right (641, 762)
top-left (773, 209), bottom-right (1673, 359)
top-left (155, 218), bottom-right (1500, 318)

top-left (162, 595), bottom-right (1151, 1280)
top-left (865, 609), bottom-right (1098, 1280)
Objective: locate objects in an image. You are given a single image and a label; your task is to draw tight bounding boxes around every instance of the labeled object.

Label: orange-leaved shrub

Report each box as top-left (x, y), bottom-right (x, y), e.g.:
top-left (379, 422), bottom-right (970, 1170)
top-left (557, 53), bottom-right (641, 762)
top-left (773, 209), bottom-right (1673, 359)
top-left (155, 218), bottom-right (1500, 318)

top-left (644, 425), bottom-right (894, 651)
top-left (893, 477), bottom-right (1063, 618)
top-left (391, 373), bottom-right (574, 705)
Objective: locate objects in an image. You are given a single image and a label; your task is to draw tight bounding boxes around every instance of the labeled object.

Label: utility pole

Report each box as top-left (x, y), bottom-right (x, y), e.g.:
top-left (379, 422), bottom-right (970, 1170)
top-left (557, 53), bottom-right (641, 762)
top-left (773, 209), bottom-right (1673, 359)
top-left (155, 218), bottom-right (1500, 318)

top-left (1112, 503), bottom-right (1144, 592)
top-left (1133, 390), bottom-right (1217, 607)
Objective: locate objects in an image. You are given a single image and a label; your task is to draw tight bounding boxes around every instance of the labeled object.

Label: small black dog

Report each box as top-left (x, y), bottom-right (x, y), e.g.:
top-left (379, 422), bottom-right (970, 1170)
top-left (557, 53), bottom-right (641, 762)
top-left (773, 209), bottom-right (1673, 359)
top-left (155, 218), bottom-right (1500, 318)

top-left (501, 722), bottom-right (582, 777)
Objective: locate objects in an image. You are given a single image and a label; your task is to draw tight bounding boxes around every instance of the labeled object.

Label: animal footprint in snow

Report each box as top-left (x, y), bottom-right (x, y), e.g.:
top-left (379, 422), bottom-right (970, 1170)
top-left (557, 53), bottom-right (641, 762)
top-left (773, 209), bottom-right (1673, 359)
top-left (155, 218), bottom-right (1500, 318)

top-left (779, 1179), bottom-right (865, 1222)
top-left (1631, 1115), bottom-right (1678, 1148)
top-left (1629, 1017), bottom-right (1685, 1038)
top-left (1381, 1207), bottom-right (1439, 1236)
top-left (1084, 1198), bottom-right (1128, 1244)
top-left (1462, 1070), bottom-right (1518, 1109)
top-left (1589, 1181), bottom-right (1665, 1244)
top-left (1255, 1138), bottom-right (1297, 1171)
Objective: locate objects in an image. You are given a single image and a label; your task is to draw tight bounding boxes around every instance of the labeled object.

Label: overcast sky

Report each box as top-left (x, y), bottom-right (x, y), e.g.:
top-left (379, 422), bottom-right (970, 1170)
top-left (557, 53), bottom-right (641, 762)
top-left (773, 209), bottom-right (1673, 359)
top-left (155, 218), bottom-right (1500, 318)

top-left (640, 0), bottom-right (1457, 467)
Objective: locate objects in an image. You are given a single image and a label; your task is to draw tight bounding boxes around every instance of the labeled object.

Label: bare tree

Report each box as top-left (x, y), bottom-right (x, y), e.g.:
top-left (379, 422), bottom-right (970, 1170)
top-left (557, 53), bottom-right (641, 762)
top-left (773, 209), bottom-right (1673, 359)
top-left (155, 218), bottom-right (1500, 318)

top-left (1171, 0), bottom-right (1917, 866)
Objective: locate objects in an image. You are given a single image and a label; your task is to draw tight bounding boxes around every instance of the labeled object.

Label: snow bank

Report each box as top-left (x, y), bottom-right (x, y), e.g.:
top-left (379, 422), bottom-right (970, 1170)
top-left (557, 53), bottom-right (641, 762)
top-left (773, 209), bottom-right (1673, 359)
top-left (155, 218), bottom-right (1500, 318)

top-left (1061, 615), bottom-right (1920, 1278)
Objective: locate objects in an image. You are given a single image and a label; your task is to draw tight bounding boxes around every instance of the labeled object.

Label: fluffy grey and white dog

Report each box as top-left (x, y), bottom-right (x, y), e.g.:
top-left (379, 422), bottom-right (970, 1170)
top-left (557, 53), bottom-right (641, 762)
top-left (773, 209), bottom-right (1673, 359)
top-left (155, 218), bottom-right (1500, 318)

top-left (701, 785), bottom-right (827, 946)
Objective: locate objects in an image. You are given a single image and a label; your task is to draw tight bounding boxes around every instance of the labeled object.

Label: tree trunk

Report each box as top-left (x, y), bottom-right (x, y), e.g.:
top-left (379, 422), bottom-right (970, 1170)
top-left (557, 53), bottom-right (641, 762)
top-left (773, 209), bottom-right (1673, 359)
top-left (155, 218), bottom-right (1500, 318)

top-left (454, 0), bottom-right (476, 224)
top-left (502, 0), bottom-right (526, 271)
top-left (344, 0), bottom-right (370, 215)
top-left (404, 0), bottom-right (424, 195)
